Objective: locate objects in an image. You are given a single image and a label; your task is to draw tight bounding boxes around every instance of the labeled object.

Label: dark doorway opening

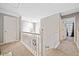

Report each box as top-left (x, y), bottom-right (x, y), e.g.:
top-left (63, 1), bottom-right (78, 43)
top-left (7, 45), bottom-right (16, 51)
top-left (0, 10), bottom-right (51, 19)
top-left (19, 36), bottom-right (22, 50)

top-left (71, 22), bottom-right (74, 37)
top-left (66, 22), bottom-right (74, 37)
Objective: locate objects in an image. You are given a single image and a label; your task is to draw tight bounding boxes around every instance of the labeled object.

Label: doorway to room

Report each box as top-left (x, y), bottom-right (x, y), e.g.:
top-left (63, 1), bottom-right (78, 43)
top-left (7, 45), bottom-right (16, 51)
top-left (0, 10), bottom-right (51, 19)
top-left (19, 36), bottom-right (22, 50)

top-left (64, 17), bottom-right (75, 42)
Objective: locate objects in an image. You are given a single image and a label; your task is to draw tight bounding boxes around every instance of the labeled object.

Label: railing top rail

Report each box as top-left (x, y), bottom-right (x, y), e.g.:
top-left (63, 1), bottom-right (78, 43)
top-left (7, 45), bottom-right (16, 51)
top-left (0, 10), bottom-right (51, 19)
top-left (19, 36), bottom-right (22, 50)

top-left (22, 32), bottom-right (40, 35)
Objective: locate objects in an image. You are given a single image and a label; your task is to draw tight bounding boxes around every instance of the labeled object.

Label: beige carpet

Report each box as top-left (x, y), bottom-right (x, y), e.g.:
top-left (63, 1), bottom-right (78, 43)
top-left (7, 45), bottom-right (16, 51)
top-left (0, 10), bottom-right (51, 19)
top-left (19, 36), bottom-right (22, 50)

top-left (46, 39), bottom-right (79, 56)
top-left (0, 41), bottom-right (33, 56)
top-left (1, 38), bottom-right (79, 56)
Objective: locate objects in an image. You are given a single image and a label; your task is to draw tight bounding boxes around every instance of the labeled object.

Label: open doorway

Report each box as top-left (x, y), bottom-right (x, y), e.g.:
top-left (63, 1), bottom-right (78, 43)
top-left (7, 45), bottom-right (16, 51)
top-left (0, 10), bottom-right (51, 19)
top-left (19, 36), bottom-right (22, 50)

top-left (66, 22), bottom-right (74, 37)
top-left (64, 17), bottom-right (75, 42)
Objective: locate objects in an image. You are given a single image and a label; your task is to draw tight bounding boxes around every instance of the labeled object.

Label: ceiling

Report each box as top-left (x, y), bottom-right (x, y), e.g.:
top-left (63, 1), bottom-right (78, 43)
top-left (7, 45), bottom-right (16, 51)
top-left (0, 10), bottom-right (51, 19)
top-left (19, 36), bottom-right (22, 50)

top-left (0, 3), bottom-right (79, 20)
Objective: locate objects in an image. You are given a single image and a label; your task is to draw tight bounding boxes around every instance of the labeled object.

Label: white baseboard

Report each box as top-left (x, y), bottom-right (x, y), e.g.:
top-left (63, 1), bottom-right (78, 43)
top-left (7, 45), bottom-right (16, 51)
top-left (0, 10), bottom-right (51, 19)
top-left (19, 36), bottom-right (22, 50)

top-left (75, 42), bottom-right (79, 49)
top-left (0, 40), bottom-right (19, 45)
top-left (20, 41), bottom-right (36, 56)
top-left (55, 42), bottom-right (60, 48)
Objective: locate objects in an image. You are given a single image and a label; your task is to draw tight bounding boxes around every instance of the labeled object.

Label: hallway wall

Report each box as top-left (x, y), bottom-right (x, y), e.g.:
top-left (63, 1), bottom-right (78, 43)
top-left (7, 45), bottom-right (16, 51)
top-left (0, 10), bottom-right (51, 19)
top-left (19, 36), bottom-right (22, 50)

top-left (59, 18), bottom-right (66, 41)
top-left (0, 15), bottom-right (3, 43)
top-left (41, 14), bottom-right (61, 55)
top-left (76, 14), bottom-right (79, 49)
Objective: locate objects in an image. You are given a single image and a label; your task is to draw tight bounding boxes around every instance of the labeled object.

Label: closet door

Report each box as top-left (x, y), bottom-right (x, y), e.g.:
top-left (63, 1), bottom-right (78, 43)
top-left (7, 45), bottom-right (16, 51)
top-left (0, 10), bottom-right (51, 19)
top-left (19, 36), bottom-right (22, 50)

top-left (3, 16), bottom-right (17, 43)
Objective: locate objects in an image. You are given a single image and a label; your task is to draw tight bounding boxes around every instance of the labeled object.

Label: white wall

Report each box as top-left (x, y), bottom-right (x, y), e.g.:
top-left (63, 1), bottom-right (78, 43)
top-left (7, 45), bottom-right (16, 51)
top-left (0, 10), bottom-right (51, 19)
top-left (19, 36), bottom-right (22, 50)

top-left (0, 14), bottom-right (3, 43)
top-left (41, 13), bottom-right (61, 55)
top-left (76, 14), bottom-right (79, 49)
top-left (59, 18), bottom-right (66, 41)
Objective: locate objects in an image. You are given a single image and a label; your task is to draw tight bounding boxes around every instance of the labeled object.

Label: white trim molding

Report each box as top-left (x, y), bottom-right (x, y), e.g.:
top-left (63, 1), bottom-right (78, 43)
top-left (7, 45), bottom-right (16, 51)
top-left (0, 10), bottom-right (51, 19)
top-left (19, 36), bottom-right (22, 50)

top-left (75, 42), bottom-right (79, 49)
top-left (55, 42), bottom-right (60, 48)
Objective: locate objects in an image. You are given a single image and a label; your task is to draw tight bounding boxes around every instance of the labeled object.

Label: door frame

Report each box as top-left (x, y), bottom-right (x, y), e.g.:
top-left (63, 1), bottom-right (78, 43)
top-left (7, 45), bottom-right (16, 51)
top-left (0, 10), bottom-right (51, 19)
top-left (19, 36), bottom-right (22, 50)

top-left (61, 16), bottom-right (77, 42)
top-left (3, 15), bottom-right (18, 44)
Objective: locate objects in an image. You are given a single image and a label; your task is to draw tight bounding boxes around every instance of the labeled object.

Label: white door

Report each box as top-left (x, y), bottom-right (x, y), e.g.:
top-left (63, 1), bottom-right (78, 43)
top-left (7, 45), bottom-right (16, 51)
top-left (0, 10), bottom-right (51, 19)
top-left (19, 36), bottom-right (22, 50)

top-left (4, 16), bottom-right (17, 43)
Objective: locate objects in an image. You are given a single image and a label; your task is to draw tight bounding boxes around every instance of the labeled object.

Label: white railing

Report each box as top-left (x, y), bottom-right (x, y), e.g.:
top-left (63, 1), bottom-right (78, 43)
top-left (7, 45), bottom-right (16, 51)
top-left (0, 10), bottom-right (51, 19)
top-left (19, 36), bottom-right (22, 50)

top-left (21, 32), bottom-right (40, 56)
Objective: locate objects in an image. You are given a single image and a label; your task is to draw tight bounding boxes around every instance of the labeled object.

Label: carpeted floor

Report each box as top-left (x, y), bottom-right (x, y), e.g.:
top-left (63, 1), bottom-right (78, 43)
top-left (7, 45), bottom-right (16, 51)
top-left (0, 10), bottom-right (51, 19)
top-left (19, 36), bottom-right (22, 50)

top-left (1, 38), bottom-right (79, 56)
top-left (0, 41), bottom-right (33, 56)
top-left (46, 38), bottom-right (79, 56)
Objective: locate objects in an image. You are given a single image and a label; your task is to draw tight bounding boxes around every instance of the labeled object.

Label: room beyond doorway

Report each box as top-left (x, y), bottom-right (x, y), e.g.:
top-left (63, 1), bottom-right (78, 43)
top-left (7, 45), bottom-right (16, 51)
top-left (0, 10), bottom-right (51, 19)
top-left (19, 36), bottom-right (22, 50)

top-left (64, 17), bottom-right (75, 42)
